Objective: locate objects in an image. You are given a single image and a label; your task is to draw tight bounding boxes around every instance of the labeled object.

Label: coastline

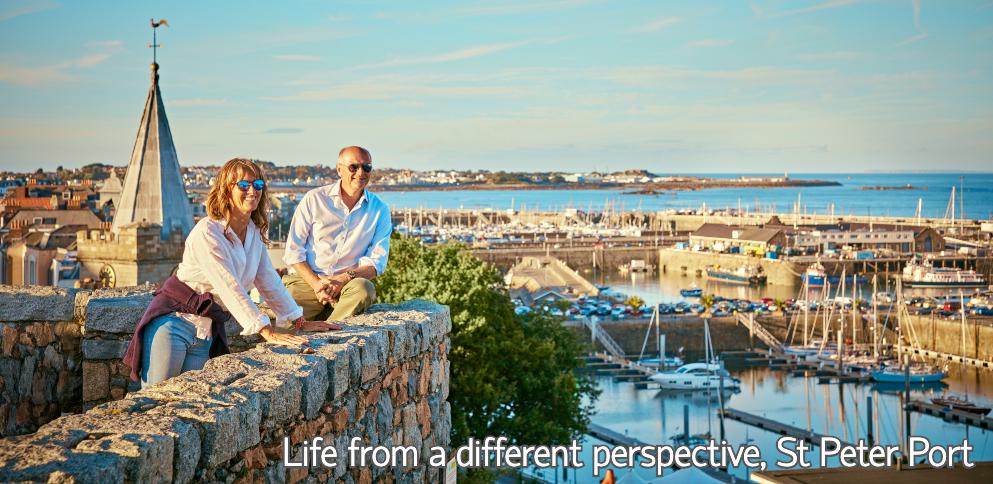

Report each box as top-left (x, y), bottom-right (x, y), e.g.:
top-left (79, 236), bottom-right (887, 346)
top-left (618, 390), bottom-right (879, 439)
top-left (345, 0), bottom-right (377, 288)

top-left (190, 179), bottom-right (842, 194)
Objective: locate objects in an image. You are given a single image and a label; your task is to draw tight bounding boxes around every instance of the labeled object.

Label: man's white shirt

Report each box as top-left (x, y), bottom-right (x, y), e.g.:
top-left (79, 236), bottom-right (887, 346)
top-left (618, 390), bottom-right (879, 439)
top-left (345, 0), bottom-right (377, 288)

top-left (283, 181), bottom-right (392, 278)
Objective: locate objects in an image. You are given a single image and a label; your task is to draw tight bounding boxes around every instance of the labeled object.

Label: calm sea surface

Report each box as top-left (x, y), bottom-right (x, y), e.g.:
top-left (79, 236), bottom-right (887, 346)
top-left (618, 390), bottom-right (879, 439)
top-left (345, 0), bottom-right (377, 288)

top-left (378, 173), bottom-right (993, 219)
top-left (378, 172), bottom-right (993, 481)
top-left (525, 366), bottom-right (993, 483)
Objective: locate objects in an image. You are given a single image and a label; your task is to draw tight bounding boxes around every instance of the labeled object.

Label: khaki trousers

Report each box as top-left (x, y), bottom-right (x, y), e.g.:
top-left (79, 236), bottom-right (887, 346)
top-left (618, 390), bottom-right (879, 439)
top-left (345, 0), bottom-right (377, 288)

top-left (282, 273), bottom-right (376, 322)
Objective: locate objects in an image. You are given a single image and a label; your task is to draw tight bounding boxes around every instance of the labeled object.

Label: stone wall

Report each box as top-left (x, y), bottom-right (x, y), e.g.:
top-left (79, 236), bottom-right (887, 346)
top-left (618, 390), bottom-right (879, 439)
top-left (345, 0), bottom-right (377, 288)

top-left (79, 288), bottom-right (263, 408)
top-left (658, 248), bottom-right (801, 286)
top-left (0, 297), bottom-right (452, 483)
top-left (904, 314), bottom-right (993, 361)
top-left (0, 286), bottom-right (83, 436)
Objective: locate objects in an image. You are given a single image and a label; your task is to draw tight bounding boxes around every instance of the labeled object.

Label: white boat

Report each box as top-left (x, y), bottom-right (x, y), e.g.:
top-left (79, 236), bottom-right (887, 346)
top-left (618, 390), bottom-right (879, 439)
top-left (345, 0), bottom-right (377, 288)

top-left (902, 256), bottom-right (986, 288)
top-left (649, 362), bottom-right (741, 390)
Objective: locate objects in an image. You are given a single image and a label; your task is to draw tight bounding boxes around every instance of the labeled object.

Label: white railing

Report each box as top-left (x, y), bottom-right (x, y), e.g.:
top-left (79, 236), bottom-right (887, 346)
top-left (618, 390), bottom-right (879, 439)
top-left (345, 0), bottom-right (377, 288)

top-left (736, 313), bottom-right (784, 352)
top-left (581, 316), bottom-right (626, 358)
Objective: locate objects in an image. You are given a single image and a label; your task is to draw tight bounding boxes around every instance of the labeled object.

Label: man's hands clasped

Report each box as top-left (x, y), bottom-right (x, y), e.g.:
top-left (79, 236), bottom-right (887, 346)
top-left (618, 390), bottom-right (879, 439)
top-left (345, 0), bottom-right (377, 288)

top-left (310, 273), bottom-right (352, 305)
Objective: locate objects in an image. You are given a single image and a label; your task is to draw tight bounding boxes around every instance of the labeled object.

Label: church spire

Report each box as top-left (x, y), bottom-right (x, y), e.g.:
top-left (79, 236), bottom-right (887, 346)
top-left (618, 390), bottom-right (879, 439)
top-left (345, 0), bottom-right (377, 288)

top-left (111, 33), bottom-right (193, 239)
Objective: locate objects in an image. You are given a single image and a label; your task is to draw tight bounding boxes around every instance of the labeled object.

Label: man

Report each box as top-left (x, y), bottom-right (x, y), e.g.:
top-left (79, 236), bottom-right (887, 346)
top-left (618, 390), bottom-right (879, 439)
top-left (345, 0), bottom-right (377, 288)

top-left (282, 146), bottom-right (392, 321)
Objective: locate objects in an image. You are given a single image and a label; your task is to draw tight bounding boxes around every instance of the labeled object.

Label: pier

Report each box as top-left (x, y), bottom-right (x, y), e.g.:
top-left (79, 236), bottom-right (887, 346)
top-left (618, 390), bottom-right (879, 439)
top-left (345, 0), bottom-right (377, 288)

top-left (587, 423), bottom-right (652, 447)
top-left (905, 401), bottom-right (993, 430)
top-left (719, 408), bottom-right (840, 447)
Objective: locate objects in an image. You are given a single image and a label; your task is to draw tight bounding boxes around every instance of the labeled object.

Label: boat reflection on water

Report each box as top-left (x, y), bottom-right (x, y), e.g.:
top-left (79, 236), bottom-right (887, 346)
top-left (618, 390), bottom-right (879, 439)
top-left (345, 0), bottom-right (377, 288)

top-left (869, 381), bottom-right (948, 395)
top-left (656, 387), bottom-right (740, 406)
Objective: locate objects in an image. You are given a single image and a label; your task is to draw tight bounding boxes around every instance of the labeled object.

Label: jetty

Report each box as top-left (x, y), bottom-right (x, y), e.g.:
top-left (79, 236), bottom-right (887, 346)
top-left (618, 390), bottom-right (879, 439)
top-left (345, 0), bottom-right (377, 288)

top-left (587, 423), bottom-right (652, 446)
top-left (905, 400), bottom-right (993, 430)
top-left (719, 408), bottom-right (840, 447)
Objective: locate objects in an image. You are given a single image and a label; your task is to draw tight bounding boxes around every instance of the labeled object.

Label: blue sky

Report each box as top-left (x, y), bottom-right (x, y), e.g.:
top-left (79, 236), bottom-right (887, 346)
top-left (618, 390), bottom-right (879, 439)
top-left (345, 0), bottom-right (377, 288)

top-left (1, 0), bottom-right (991, 173)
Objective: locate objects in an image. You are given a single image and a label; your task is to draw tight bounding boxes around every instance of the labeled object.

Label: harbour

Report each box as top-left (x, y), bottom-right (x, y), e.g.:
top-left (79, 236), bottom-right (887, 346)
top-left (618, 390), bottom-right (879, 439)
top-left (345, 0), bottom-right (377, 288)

top-left (468, 179), bottom-right (993, 481)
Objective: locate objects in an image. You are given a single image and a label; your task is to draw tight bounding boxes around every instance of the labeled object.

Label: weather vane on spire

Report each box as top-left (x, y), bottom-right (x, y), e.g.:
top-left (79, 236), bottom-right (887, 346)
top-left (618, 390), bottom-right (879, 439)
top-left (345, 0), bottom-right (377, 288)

top-left (149, 18), bottom-right (169, 64)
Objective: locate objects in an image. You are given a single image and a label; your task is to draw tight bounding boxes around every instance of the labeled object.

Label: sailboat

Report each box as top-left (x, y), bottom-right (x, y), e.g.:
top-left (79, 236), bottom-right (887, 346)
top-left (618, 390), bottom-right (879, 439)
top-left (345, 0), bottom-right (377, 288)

top-left (870, 277), bottom-right (946, 383)
top-left (870, 364), bottom-right (947, 383)
top-left (931, 395), bottom-right (992, 415)
top-left (650, 319), bottom-right (741, 390)
top-left (637, 306), bottom-right (684, 368)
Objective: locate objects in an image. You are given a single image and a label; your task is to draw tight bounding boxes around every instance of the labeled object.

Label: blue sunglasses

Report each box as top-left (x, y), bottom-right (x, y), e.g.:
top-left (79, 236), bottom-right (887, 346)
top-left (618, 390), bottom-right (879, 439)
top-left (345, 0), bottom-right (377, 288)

top-left (234, 179), bottom-right (266, 191)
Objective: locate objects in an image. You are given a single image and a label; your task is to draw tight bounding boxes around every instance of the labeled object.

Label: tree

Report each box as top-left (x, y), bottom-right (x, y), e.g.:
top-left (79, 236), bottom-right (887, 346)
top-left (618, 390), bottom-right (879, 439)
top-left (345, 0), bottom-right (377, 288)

top-left (700, 294), bottom-right (716, 314)
top-left (625, 295), bottom-right (644, 313)
top-left (375, 236), bottom-right (599, 450)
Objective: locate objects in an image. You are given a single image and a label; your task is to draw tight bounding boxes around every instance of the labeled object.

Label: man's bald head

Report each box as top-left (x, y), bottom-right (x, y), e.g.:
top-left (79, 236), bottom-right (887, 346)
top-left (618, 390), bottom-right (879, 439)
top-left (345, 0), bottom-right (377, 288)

top-left (338, 146), bottom-right (371, 164)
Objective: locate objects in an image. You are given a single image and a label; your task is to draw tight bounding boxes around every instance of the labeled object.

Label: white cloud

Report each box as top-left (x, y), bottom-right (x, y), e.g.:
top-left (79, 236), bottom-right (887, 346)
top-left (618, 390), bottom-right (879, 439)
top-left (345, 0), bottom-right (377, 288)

top-left (356, 41), bottom-right (530, 69)
top-left (913, 0), bottom-right (921, 30)
top-left (894, 32), bottom-right (928, 47)
top-left (777, 0), bottom-right (864, 17)
top-left (797, 51), bottom-right (866, 61)
top-left (85, 40), bottom-right (123, 50)
top-left (0, 0), bottom-right (58, 22)
top-left (458, 0), bottom-right (598, 16)
top-left (274, 54), bottom-right (323, 62)
top-left (688, 39), bottom-right (734, 48)
top-left (0, 52), bottom-right (111, 85)
top-left (629, 16), bottom-right (682, 33)
top-left (265, 79), bottom-right (521, 102)
top-left (171, 98), bottom-right (229, 107)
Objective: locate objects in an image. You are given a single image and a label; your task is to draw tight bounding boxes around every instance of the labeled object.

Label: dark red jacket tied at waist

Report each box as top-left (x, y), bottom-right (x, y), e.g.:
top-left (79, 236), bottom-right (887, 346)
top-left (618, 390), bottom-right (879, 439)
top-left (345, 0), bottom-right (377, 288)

top-left (122, 275), bottom-right (233, 382)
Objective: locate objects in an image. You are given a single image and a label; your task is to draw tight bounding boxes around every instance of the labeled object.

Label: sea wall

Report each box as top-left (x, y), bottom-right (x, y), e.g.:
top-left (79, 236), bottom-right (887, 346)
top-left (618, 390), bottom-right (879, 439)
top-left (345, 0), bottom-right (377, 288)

top-left (567, 316), bottom-right (776, 356)
top-left (658, 248), bottom-right (800, 286)
top-left (903, 314), bottom-right (993, 361)
top-left (0, 284), bottom-right (452, 483)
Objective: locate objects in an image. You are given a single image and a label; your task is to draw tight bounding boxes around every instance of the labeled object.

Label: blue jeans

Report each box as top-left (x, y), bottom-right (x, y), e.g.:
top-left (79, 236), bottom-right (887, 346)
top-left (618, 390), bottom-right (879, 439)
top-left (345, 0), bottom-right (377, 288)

top-left (140, 313), bottom-right (213, 388)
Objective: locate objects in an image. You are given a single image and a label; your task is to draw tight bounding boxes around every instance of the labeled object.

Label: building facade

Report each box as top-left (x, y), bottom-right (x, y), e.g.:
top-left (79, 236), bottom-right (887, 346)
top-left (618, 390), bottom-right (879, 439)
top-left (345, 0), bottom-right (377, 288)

top-left (76, 62), bottom-right (192, 287)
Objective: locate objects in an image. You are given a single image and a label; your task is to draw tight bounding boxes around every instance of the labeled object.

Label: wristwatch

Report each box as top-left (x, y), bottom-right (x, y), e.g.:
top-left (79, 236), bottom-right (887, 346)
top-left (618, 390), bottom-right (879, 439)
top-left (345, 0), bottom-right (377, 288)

top-left (346, 270), bottom-right (357, 281)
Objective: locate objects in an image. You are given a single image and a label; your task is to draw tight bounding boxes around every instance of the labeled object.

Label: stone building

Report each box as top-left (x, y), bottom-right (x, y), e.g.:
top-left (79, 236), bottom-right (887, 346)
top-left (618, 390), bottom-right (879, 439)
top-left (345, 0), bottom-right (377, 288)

top-left (76, 61), bottom-right (193, 288)
top-left (689, 223), bottom-right (787, 255)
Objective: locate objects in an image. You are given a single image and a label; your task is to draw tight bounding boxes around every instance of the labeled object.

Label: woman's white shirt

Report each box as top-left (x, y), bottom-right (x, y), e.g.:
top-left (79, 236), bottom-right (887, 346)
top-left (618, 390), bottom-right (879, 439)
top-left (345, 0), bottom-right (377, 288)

top-left (175, 217), bottom-right (303, 337)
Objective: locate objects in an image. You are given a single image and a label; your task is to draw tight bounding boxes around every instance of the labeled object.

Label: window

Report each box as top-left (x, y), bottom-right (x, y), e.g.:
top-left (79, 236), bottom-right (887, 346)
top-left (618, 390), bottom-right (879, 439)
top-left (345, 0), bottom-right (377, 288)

top-left (28, 256), bottom-right (37, 285)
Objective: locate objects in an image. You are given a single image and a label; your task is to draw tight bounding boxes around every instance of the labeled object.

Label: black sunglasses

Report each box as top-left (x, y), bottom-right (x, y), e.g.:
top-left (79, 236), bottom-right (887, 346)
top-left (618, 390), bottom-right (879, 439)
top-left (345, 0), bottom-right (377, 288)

top-left (345, 163), bottom-right (373, 173)
top-left (233, 179), bottom-right (266, 191)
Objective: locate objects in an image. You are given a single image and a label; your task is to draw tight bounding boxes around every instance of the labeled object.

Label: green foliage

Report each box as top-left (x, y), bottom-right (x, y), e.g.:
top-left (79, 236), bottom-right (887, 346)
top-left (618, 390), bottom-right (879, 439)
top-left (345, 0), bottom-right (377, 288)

top-left (700, 294), bottom-right (716, 311)
top-left (552, 298), bottom-right (573, 313)
top-left (625, 295), bottom-right (644, 312)
top-left (376, 236), bottom-right (599, 447)
top-left (774, 299), bottom-right (786, 312)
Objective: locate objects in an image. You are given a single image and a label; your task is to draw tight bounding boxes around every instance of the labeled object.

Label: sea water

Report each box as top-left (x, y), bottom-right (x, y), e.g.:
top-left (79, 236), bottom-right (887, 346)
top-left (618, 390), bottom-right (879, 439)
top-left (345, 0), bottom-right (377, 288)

top-left (378, 173), bottom-right (993, 219)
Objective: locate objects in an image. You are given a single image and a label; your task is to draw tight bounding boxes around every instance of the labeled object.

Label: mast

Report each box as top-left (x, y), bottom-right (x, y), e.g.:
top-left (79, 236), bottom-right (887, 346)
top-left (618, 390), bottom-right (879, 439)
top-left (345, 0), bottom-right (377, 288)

top-left (960, 176), bottom-right (965, 233)
top-left (803, 276), bottom-right (809, 347)
top-left (872, 275), bottom-right (879, 358)
top-left (960, 289), bottom-right (967, 357)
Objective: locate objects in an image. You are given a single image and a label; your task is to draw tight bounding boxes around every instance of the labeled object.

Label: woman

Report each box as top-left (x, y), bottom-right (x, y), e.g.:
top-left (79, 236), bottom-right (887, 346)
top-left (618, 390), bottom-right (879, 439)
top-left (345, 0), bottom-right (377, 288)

top-left (123, 158), bottom-right (338, 387)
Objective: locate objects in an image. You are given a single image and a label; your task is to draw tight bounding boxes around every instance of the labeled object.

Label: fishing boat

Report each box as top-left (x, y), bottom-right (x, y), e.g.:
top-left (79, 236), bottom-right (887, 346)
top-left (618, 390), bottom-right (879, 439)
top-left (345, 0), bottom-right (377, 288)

top-left (902, 256), bottom-right (986, 288)
top-left (705, 264), bottom-right (766, 286)
top-left (649, 362), bottom-right (742, 390)
top-left (931, 395), bottom-right (992, 415)
top-left (680, 287), bottom-right (703, 297)
top-left (802, 262), bottom-right (866, 287)
top-left (870, 364), bottom-right (946, 383)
